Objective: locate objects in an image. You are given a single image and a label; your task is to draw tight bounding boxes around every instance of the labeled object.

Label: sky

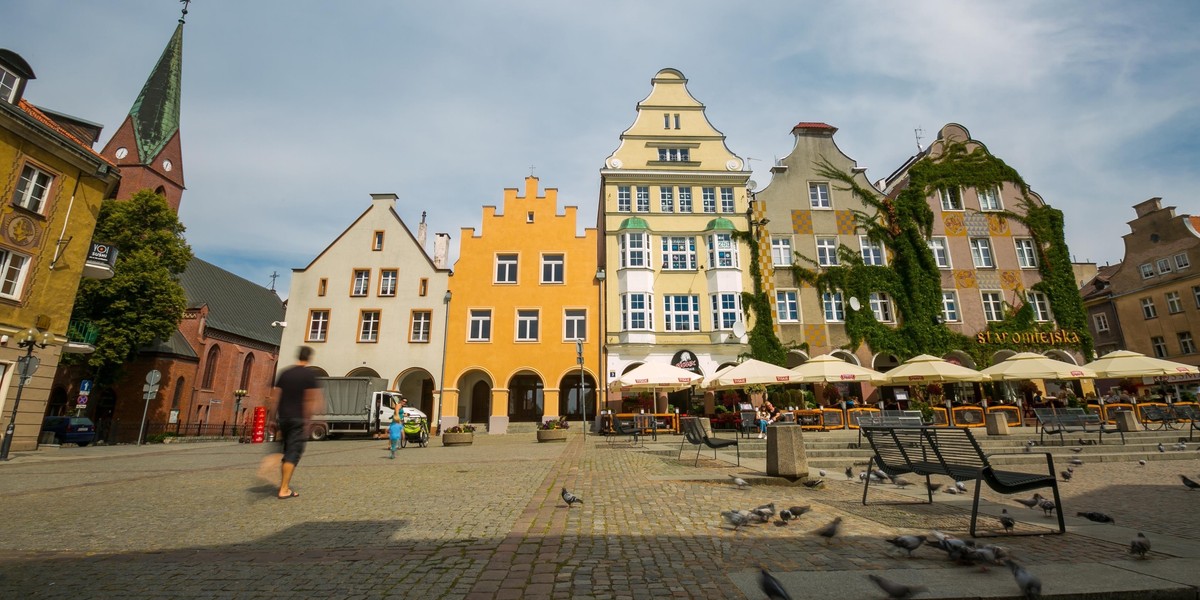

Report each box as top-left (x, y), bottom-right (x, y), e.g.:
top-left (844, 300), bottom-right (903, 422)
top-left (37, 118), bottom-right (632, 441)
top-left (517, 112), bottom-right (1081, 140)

top-left (7, 1), bottom-right (1200, 297)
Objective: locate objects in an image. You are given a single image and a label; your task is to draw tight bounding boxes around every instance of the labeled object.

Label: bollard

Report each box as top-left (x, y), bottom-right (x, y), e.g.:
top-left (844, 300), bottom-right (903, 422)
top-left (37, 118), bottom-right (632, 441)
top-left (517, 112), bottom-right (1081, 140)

top-left (766, 423), bottom-right (809, 480)
top-left (985, 412), bottom-right (1010, 436)
top-left (1115, 410), bottom-right (1139, 433)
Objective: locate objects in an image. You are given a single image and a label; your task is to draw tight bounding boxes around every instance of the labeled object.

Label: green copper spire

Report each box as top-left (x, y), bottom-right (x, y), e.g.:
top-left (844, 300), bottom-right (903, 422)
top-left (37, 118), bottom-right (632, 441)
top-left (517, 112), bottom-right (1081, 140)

top-left (128, 23), bottom-right (183, 163)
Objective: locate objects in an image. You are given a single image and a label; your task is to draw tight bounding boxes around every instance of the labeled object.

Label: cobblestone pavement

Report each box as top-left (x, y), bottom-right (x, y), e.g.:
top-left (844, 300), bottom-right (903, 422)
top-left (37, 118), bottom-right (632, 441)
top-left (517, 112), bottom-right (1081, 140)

top-left (1, 434), bottom-right (1198, 599)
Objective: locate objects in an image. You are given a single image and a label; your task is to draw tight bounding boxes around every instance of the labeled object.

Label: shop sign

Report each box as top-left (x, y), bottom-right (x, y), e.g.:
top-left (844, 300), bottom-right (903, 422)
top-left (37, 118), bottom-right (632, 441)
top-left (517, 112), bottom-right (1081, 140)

top-left (976, 329), bottom-right (1081, 345)
top-left (671, 350), bottom-right (703, 375)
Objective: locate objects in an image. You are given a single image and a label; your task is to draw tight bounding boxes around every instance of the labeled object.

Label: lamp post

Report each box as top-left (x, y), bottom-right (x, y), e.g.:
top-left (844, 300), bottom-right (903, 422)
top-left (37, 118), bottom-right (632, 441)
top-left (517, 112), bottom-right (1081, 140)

top-left (1, 326), bottom-right (54, 461)
top-left (595, 267), bottom-right (606, 431)
top-left (576, 339), bottom-right (586, 437)
top-left (233, 389), bottom-right (247, 436)
top-left (435, 289), bottom-right (452, 435)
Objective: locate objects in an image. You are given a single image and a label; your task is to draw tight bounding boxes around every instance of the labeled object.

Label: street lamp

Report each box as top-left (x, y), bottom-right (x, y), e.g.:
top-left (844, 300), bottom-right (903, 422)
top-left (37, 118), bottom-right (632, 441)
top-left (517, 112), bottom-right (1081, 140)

top-left (1, 326), bottom-right (54, 461)
top-left (595, 268), bottom-right (606, 430)
top-left (233, 389), bottom-right (247, 436)
top-left (435, 289), bottom-right (452, 435)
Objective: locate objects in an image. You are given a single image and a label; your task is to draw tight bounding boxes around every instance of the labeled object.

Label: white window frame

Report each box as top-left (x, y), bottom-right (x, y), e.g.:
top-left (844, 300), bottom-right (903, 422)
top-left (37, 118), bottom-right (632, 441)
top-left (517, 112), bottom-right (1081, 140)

top-left (1167, 291), bottom-right (1183, 314)
top-left (978, 185), bottom-right (1002, 211)
top-left (869, 292), bottom-right (893, 323)
top-left (702, 187), bottom-right (716, 213)
top-left (1152, 336), bottom-right (1168, 358)
top-left (664, 294), bottom-right (700, 332)
top-left (929, 237), bottom-right (951, 269)
top-left (1157, 258), bottom-right (1172, 274)
top-left (771, 237), bottom-right (793, 266)
top-left (379, 269), bottom-right (397, 296)
top-left (719, 187), bottom-right (735, 213)
top-left (617, 186), bottom-right (631, 212)
top-left (1194, 285), bottom-right (1200, 308)
top-left (775, 290), bottom-right (798, 322)
top-left (468, 309), bottom-right (492, 341)
top-left (1140, 263), bottom-right (1155, 279)
top-left (816, 237), bottom-right (839, 267)
top-left (495, 254), bottom-right (518, 284)
top-left (358, 310), bottom-right (380, 343)
top-left (621, 293), bottom-right (652, 331)
top-left (0, 66), bottom-right (19, 103)
top-left (13, 163), bottom-right (53, 214)
top-left (410, 311), bottom-right (431, 343)
top-left (939, 186), bottom-right (963, 211)
top-left (1142, 297), bottom-right (1158, 319)
top-left (564, 309), bottom-right (587, 341)
top-left (661, 236), bottom-right (697, 271)
top-left (1014, 238), bottom-right (1038, 269)
top-left (306, 310), bottom-right (329, 342)
top-left (635, 186), bottom-right (650, 212)
top-left (541, 254), bottom-right (565, 284)
top-left (0, 249), bottom-right (29, 300)
top-left (941, 291), bottom-right (960, 323)
top-left (1093, 312), bottom-right (1109, 333)
top-left (860, 236), bottom-right (885, 266)
top-left (822, 291), bottom-right (845, 322)
top-left (657, 148), bottom-right (690, 162)
top-left (708, 233), bottom-right (737, 268)
top-left (619, 232), bottom-right (650, 269)
top-left (352, 269), bottom-right (370, 296)
top-left (659, 186), bottom-right (674, 212)
top-left (969, 238), bottom-right (995, 268)
top-left (710, 292), bottom-right (741, 330)
top-left (1180, 332), bottom-right (1197, 355)
top-left (516, 309), bottom-right (540, 341)
top-left (809, 182), bottom-right (831, 209)
top-left (678, 187), bottom-right (693, 213)
top-left (1176, 253), bottom-right (1191, 270)
top-left (1026, 291), bottom-right (1052, 322)
top-left (981, 291), bottom-right (1004, 322)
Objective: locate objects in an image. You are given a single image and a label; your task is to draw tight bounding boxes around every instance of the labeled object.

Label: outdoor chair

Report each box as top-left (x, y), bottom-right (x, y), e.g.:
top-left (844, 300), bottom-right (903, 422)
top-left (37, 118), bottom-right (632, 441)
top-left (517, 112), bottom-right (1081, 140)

top-left (739, 410), bottom-right (759, 438)
top-left (680, 417), bottom-right (740, 466)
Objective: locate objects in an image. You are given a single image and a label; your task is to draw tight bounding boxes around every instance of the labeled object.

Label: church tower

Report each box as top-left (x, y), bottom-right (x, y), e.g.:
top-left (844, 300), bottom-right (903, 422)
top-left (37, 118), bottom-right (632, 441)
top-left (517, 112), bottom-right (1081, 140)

top-left (100, 11), bottom-right (186, 212)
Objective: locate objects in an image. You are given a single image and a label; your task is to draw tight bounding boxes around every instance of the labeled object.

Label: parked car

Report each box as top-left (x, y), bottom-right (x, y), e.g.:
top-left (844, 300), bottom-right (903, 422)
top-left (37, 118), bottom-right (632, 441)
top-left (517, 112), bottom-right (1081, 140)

top-left (41, 416), bottom-right (96, 446)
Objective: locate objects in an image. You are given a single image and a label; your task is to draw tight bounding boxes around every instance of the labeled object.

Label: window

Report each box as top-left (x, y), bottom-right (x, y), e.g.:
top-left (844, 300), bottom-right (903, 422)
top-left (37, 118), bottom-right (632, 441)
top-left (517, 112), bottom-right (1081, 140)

top-left (771, 237), bottom-right (793, 266)
top-left (969, 238), bottom-right (994, 268)
top-left (0, 248), bottom-right (30, 300)
top-left (661, 236), bottom-right (697, 270)
top-left (659, 187), bottom-right (674, 212)
top-left (1181, 332), bottom-right (1197, 355)
top-left (664, 295), bottom-right (700, 331)
top-left (12, 164), bottom-right (53, 213)
top-left (635, 186), bottom-right (650, 212)
top-left (0, 66), bottom-right (18, 102)
top-left (526, 211), bottom-right (534, 223)
top-left (776, 290), bottom-right (798, 322)
top-left (663, 113), bottom-right (670, 129)
top-left (410, 311), bottom-right (431, 343)
top-left (1152, 336), bottom-right (1168, 358)
top-left (939, 186), bottom-right (962, 210)
top-left (702, 187), bottom-right (716, 213)
top-left (978, 186), bottom-right (1002, 211)
top-left (240, 354), bottom-right (255, 391)
top-left (419, 278), bottom-right (428, 296)
top-left (707, 233), bottom-right (736, 268)
top-left (564, 309), bottom-right (587, 341)
top-left (372, 231), bottom-right (384, 251)
top-left (621, 293), bottom-right (652, 330)
top-left (981, 291), bottom-right (1004, 322)
top-left (823, 291), bottom-right (845, 322)
top-left (1157, 258), bottom-right (1172, 274)
top-left (201, 346), bottom-right (220, 389)
top-left (816, 237), bottom-right (839, 267)
top-left (617, 186), bottom-right (631, 212)
top-left (318, 278), bottom-right (327, 297)
top-left (720, 187), bottom-right (735, 213)
top-left (495, 254), bottom-right (518, 283)
top-left (619, 232), bottom-right (650, 268)
top-left (929, 237), bottom-right (951, 268)
top-left (379, 269), bottom-right (397, 296)
top-left (809, 182), bottom-right (831, 209)
top-left (516, 309), bottom-right (539, 341)
top-left (1194, 285), bottom-right (1200, 308)
top-left (860, 236), bottom-right (885, 266)
top-left (657, 148), bottom-right (690, 162)
top-left (307, 310), bottom-right (329, 342)
top-left (359, 310), bottom-right (380, 342)
top-left (351, 269), bottom-right (370, 296)
top-left (1140, 263), bottom-right (1155, 279)
top-left (1027, 291), bottom-right (1052, 322)
top-left (869, 292), bottom-right (893, 323)
top-left (541, 254), bottom-right (565, 283)
top-left (1093, 313), bottom-right (1109, 333)
top-left (1014, 239), bottom-right (1038, 268)
top-left (1167, 291), bottom-right (1184, 314)
top-left (674, 113), bottom-right (680, 129)
top-left (941, 291), bottom-right (960, 322)
top-left (711, 293), bottom-right (741, 330)
top-left (1176, 253), bottom-right (1191, 270)
top-left (1142, 297), bottom-right (1158, 319)
top-left (469, 309), bottom-right (492, 341)
top-left (678, 187), bottom-right (693, 212)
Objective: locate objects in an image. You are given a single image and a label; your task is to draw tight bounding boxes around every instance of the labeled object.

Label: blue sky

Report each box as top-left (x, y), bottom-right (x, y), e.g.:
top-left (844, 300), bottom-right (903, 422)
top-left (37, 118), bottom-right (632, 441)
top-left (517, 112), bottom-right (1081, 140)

top-left (7, 1), bottom-right (1200, 296)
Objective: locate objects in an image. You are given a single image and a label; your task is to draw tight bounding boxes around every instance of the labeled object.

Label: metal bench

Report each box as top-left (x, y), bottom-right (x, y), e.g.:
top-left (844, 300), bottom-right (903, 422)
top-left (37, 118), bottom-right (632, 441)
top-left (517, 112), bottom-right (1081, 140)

top-left (1173, 404), bottom-right (1200, 440)
top-left (861, 425), bottom-right (1065, 537)
top-left (679, 417), bottom-right (739, 466)
top-left (856, 410), bottom-right (924, 448)
top-left (1034, 408), bottom-right (1124, 445)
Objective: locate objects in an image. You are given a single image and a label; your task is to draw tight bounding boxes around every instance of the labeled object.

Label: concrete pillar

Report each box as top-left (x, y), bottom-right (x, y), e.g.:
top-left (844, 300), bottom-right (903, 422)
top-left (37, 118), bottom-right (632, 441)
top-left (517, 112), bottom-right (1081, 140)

top-left (489, 389), bottom-right (510, 434)
top-left (766, 423), bottom-right (809, 480)
top-left (543, 389), bottom-right (560, 422)
top-left (985, 412), bottom-right (1010, 436)
top-left (1115, 410), bottom-right (1139, 433)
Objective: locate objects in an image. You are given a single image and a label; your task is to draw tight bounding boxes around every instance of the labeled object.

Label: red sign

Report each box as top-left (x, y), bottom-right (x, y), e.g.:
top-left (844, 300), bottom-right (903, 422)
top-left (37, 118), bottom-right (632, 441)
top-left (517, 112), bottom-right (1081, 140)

top-left (635, 378), bottom-right (649, 384)
top-left (840, 374), bottom-right (856, 380)
top-left (1070, 370), bottom-right (1084, 377)
top-left (776, 376), bottom-right (791, 382)
top-left (733, 378), bottom-right (747, 384)
top-left (909, 376), bottom-right (926, 381)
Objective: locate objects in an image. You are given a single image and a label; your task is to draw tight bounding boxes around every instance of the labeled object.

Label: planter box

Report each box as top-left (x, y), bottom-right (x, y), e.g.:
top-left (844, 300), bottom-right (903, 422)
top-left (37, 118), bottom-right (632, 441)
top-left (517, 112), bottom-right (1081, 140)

top-left (536, 429), bottom-right (568, 443)
top-left (442, 432), bottom-right (474, 446)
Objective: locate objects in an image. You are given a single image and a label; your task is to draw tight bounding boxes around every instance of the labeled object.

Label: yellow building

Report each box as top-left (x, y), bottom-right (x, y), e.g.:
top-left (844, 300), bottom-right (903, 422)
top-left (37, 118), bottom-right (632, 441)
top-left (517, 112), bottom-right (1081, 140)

top-left (0, 50), bottom-right (120, 451)
top-left (441, 177), bottom-right (601, 433)
top-left (598, 68), bottom-right (753, 410)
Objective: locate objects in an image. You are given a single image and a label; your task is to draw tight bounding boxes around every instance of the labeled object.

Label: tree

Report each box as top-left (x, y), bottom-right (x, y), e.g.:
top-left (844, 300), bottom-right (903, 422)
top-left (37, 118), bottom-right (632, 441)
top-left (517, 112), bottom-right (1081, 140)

top-left (68, 190), bottom-right (192, 383)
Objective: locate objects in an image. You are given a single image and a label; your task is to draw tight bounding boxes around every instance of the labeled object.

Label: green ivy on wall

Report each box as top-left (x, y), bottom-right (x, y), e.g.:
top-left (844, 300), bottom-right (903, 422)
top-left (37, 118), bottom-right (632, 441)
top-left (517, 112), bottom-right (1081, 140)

top-left (734, 225), bottom-right (789, 366)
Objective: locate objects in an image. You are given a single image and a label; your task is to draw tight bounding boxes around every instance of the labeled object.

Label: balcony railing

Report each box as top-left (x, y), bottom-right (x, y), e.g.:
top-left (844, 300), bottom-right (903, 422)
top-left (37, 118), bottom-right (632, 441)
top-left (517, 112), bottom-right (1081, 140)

top-left (63, 318), bottom-right (99, 354)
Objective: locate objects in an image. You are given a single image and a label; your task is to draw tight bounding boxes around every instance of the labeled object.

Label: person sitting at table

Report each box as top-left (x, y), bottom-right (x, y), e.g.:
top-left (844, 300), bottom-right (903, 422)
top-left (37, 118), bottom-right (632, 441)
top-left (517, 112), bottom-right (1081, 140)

top-left (757, 401), bottom-right (781, 439)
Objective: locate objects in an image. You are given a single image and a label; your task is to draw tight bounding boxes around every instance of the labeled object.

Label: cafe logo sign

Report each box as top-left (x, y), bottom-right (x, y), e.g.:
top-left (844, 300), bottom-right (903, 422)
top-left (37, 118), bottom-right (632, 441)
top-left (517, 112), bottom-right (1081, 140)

top-left (976, 330), bottom-right (1081, 345)
top-left (671, 350), bottom-right (703, 375)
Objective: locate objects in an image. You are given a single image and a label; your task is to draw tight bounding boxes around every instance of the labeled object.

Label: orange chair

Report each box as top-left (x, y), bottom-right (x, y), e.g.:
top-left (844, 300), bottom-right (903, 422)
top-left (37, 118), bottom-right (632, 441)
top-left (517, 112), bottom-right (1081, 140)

top-left (821, 408), bottom-right (846, 430)
top-left (796, 409), bottom-right (825, 431)
top-left (928, 407), bottom-right (950, 427)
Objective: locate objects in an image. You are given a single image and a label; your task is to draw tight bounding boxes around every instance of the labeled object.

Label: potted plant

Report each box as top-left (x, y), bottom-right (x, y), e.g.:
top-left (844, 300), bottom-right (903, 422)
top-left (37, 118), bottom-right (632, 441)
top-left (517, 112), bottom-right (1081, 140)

top-left (536, 416), bottom-right (570, 442)
top-left (442, 423), bottom-right (476, 446)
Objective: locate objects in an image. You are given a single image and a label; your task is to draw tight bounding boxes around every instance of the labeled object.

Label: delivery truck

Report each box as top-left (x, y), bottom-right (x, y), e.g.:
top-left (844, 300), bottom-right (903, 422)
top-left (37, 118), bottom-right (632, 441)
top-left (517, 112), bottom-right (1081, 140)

top-left (308, 376), bottom-right (405, 440)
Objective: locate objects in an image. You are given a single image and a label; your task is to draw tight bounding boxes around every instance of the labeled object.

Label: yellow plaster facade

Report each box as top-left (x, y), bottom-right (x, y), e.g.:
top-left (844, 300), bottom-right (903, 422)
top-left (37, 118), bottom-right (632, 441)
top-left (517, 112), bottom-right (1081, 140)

top-left (442, 177), bottom-right (601, 433)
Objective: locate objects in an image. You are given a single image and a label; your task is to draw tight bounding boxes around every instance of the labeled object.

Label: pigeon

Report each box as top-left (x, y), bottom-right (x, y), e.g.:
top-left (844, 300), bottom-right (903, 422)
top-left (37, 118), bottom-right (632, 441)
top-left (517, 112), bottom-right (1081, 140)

top-left (1175, 442), bottom-right (1188, 451)
top-left (1158, 443), bottom-right (1166, 453)
top-left (1180, 475), bottom-right (1200, 490)
top-left (1130, 532), bottom-right (1151, 558)
top-left (965, 546), bottom-right (1001, 570)
top-left (1006, 560), bottom-right (1042, 600)
top-left (1023, 444), bottom-right (1032, 454)
top-left (1070, 447), bottom-right (1083, 453)
top-left (885, 534), bottom-right (926, 557)
top-left (1077, 511), bottom-right (1115, 524)
top-left (730, 475), bottom-right (750, 489)
top-left (777, 509), bottom-right (794, 524)
top-left (943, 487), bottom-right (959, 495)
top-left (893, 477), bottom-right (914, 488)
top-left (812, 517), bottom-right (843, 543)
top-left (786, 505), bottom-right (811, 518)
top-left (721, 510), bottom-right (751, 530)
top-left (802, 478), bottom-right (825, 489)
top-left (1015, 494), bottom-right (1043, 510)
top-left (874, 468), bottom-right (894, 483)
top-left (561, 487), bottom-right (583, 508)
top-left (1038, 498), bottom-right (1057, 517)
top-left (926, 481), bottom-right (943, 493)
top-left (929, 531), bottom-right (972, 561)
top-left (759, 567), bottom-right (793, 600)
top-left (846, 465), bottom-right (855, 480)
top-left (1138, 460), bottom-right (1147, 466)
top-left (955, 481), bottom-right (968, 492)
top-left (818, 469), bottom-right (827, 477)
top-left (1060, 470), bottom-right (1073, 482)
top-left (867, 574), bottom-right (928, 599)
top-left (1068, 458), bottom-right (1083, 467)
top-left (754, 502), bottom-right (777, 516)
top-left (774, 519), bottom-right (790, 527)
top-left (1000, 509), bottom-right (1016, 533)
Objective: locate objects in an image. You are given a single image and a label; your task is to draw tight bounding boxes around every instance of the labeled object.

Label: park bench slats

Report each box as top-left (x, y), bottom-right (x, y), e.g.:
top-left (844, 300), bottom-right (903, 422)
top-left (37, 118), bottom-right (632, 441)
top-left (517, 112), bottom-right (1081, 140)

top-left (1034, 407), bottom-right (1124, 446)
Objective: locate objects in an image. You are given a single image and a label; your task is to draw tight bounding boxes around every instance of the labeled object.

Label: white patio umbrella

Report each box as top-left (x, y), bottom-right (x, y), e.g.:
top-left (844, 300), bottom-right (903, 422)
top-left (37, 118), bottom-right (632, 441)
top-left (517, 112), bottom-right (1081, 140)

top-left (884, 354), bottom-right (991, 384)
top-left (981, 352), bottom-right (1097, 381)
top-left (608, 362), bottom-right (702, 413)
top-left (701, 363), bottom-right (737, 388)
top-left (705, 358), bottom-right (798, 389)
top-left (1082, 350), bottom-right (1200, 379)
top-left (789, 354), bottom-right (885, 383)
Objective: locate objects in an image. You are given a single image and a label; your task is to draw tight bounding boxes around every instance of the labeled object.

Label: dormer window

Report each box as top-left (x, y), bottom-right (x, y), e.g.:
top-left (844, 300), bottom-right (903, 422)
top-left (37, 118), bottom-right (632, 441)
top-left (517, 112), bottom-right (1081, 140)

top-left (0, 49), bottom-right (37, 105)
top-left (0, 66), bottom-right (19, 103)
top-left (657, 148), bottom-right (690, 162)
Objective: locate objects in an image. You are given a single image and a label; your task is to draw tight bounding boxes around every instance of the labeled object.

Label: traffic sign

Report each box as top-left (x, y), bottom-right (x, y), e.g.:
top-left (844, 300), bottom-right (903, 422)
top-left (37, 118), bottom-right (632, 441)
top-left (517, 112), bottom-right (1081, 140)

top-left (76, 395), bottom-right (89, 406)
top-left (80, 379), bottom-right (93, 395)
top-left (145, 369), bottom-right (162, 386)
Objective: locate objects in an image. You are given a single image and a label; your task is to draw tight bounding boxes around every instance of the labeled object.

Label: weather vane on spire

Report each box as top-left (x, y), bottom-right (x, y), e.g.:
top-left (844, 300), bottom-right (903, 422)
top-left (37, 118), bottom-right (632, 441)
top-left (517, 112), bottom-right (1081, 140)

top-left (179, 0), bottom-right (191, 24)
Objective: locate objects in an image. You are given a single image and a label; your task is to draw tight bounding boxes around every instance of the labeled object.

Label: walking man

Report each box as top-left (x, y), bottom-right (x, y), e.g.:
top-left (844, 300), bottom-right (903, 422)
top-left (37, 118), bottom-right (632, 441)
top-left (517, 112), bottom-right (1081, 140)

top-left (266, 346), bottom-right (323, 499)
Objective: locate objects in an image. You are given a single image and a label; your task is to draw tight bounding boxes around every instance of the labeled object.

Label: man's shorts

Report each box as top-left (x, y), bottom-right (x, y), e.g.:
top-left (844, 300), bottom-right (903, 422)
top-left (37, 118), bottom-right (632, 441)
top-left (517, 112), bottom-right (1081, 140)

top-left (277, 418), bottom-right (308, 465)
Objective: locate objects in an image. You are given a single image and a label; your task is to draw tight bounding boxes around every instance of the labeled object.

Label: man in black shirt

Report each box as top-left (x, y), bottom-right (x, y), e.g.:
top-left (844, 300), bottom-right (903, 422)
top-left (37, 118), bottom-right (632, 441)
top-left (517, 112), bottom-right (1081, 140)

top-left (268, 346), bottom-right (322, 499)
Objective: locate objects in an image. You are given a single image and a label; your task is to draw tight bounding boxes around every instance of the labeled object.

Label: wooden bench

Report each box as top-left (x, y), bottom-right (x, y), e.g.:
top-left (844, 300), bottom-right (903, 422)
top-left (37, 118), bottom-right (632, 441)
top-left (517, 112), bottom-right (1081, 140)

top-left (861, 425), bottom-right (1065, 537)
top-left (1034, 407), bottom-right (1124, 445)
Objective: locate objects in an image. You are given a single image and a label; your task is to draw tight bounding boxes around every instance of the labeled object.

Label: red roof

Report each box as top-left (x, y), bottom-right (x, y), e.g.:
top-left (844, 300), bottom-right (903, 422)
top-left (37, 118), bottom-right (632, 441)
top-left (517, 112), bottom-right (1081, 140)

top-left (792, 122), bottom-right (837, 131)
top-left (1190, 216), bottom-right (1200, 232)
top-left (17, 99), bottom-right (115, 167)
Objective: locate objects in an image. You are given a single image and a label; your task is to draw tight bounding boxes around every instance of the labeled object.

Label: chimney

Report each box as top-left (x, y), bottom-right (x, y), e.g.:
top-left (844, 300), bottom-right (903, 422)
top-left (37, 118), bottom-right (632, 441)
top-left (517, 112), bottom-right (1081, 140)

top-left (417, 210), bottom-right (427, 250)
top-left (1133, 197), bottom-right (1163, 218)
top-left (433, 233), bottom-right (450, 269)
